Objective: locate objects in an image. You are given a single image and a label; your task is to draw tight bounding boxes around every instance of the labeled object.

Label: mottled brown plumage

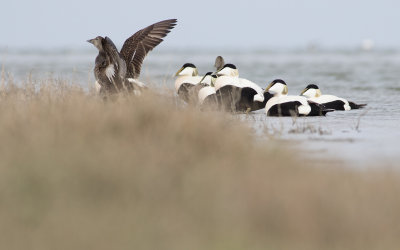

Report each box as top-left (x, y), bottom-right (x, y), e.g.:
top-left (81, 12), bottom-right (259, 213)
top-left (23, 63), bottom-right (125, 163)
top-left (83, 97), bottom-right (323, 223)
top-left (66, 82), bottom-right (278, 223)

top-left (88, 19), bottom-right (177, 94)
top-left (120, 19), bottom-right (177, 78)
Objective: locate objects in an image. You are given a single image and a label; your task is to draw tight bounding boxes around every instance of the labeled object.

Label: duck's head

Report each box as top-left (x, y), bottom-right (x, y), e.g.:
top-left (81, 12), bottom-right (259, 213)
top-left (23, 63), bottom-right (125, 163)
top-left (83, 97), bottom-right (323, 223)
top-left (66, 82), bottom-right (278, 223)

top-left (175, 63), bottom-right (198, 76)
top-left (215, 63), bottom-right (239, 77)
top-left (198, 72), bottom-right (218, 86)
top-left (214, 56), bottom-right (225, 71)
top-left (300, 84), bottom-right (322, 98)
top-left (87, 36), bottom-right (104, 50)
top-left (265, 79), bottom-right (288, 96)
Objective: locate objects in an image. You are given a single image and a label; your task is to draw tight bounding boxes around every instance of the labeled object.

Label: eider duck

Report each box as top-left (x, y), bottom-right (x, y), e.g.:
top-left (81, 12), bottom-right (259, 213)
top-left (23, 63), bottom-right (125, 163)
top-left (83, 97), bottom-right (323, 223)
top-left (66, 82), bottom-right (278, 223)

top-left (265, 79), bottom-right (333, 116)
top-left (174, 63), bottom-right (203, 103)
top-left (88, 19), bottom-right (177, 95)
top-left (198, 72), bottom-right (219, 109)
top-left (175, 56), bottom-right (225, 104)
top-left (190, 71), bottom-right (218, 106)
top-left (214, 64), bottom-right (265, 112)
top-left (301, 84), bottom-right (367, 110)
top-left (198, 56), bottom-right (224, 108)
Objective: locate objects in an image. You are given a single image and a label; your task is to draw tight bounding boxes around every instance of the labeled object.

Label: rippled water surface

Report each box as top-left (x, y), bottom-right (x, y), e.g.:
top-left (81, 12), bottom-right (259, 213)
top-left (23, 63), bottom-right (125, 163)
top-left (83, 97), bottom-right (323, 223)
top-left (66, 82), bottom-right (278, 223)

top-left (1, 48), bottom-right (399, 166)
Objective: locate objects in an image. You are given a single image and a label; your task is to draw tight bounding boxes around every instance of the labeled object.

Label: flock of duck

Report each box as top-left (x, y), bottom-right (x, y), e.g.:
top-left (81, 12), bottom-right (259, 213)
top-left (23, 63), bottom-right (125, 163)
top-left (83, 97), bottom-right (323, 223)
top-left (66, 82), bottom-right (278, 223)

top-left (175, 56), bottom-right (366, 116)
top-left (87, 18), bottom-right (366, 116)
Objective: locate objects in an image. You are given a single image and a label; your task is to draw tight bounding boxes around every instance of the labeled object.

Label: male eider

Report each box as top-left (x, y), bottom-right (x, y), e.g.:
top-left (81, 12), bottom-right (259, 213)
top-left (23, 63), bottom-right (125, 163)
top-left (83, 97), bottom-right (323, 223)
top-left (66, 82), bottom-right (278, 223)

top-left (174, 63), bottom-right (203, 103)
top-left (214, 64), bottom-right (265, 112)
top-left (265, 79), bottom-right (333, 116)
top-left (88, 19), bottom-right (177, 95)
top-left (198, 72), bottom-right (217, 87)
top-left (300, 84), bottom-right (367, 110)
top-left (190, 71), bottom-right (218, 106)
top-left (175, 56), bottom-right (226, 104)
top-left (197, 72), bottom-right (219, 109)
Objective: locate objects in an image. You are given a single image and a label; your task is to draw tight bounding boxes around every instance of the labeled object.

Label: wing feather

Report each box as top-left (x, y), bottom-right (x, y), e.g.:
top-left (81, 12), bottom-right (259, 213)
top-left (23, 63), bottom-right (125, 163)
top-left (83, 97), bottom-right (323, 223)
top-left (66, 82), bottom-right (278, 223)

top-left (120, 19), bottom-right (177, 78)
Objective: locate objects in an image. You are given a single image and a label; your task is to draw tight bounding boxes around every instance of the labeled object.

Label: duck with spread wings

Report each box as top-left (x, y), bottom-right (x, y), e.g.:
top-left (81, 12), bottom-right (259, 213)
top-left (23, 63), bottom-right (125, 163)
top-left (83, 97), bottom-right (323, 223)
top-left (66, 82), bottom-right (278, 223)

top-left (88, 19), bottom-right (177, 95)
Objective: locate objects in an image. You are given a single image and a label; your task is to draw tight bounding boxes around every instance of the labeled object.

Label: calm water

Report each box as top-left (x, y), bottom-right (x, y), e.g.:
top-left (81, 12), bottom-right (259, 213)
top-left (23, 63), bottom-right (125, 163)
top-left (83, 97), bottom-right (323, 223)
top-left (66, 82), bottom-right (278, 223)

top-left (1, 48), bottom-right (399, 167)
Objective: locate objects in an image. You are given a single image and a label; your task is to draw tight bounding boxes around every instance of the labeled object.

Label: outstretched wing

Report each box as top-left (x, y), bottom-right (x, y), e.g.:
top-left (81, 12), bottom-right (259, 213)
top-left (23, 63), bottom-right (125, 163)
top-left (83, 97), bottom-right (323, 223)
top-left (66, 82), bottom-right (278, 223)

top-left (102, 37), bottom-right (126, 79)
top-left (120, 19), bottom-right (177, 78)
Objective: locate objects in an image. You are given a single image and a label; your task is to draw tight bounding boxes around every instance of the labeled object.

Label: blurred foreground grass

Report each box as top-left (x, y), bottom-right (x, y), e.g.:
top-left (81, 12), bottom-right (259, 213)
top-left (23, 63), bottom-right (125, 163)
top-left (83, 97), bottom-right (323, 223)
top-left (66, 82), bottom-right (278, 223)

top-left (0, 77), bottom-right (400, 250)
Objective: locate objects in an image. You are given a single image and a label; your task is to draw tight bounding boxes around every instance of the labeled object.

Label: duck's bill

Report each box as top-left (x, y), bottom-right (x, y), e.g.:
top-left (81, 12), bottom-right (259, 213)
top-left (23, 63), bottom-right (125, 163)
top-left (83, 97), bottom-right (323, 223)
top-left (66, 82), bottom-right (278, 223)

top-left (197, 75), bottom-right (206, 84)
top-left (264, 82), bottom-right (274, 93)
top-left (174, 67), bottom-right (184, 77)
top-left (300, 88), bottom-right (308, 96)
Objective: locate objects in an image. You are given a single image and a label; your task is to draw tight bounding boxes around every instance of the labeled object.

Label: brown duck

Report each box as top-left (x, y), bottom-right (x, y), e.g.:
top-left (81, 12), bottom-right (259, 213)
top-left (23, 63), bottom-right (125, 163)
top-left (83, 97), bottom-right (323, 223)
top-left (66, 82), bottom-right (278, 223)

top-left (88, 19), bottom-right (177, 95)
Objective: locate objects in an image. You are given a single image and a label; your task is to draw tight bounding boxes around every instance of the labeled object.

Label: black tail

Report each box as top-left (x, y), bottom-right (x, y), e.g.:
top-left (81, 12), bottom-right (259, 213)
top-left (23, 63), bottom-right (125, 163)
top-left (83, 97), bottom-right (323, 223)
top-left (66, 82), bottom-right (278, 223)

top-left (321, 108), bottom-right (335, 116)
top-left (349, 101), bottom-right (367, 109)
top-left (308, 102), bottom-right (335, 116)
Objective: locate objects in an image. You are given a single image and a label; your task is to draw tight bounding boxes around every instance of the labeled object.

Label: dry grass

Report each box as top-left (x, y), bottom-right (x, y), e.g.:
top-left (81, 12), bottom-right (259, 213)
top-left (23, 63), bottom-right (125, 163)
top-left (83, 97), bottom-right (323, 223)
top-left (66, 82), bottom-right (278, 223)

top-left (0, 77), bottom-right (400, 250)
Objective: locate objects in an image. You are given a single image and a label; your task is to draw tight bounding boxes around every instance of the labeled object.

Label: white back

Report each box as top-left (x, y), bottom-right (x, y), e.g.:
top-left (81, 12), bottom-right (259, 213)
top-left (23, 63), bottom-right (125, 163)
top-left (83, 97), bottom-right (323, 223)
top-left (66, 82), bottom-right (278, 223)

top-left (265, 95), bottom-right (311, 115)
top-left (214, 76), bottom-right (264, 102)
top-left (308, 95), bottom-right (350, 110)
top-left (214, 76), bottom-right (241, 91)
top-left (175, 76), bottom-right (203, 92)
top-left (308, 94), bottom-right (346, 103)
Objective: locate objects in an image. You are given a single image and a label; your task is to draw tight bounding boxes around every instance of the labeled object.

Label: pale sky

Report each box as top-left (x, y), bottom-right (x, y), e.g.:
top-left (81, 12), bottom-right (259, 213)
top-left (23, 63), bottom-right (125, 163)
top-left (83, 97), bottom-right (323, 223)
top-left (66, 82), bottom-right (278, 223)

top-left (1, 0), bottom-right (400, 50)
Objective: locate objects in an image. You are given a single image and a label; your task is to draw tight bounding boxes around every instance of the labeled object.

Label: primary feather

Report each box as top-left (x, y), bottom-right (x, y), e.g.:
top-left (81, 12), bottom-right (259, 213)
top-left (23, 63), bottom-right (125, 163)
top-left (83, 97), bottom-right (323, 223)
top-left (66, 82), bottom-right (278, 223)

top-left (120, 19), bottom-right (177, 79)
